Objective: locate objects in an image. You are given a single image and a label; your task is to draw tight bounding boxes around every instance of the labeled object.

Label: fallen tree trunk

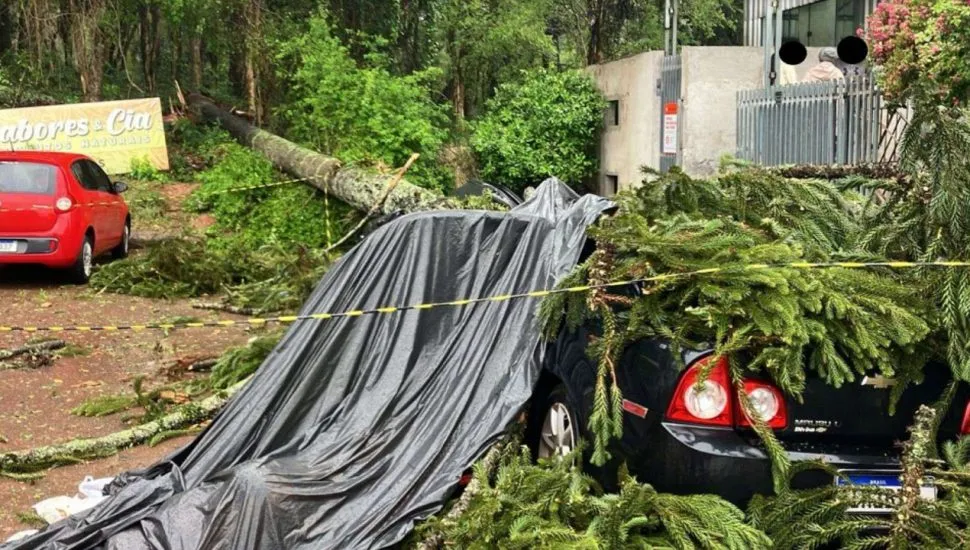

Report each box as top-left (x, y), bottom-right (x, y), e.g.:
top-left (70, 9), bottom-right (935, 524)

top-left (0, 378), bottom-right (249, 477)
top-left (186, 93), bottom-right (449, 215)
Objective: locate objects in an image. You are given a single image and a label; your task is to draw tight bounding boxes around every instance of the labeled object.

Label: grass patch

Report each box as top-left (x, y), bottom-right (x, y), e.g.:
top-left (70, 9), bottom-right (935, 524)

top-left (126, 182), bottom-right (168, 224)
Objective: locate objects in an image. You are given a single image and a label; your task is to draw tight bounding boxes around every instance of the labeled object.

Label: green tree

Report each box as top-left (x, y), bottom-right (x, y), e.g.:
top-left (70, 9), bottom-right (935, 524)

top-left (435, 0), bottom-right (555, 120)
top-left (276, 12), bottom-right (452, 190)
top-left (471, 68), bottom-right (605, 192)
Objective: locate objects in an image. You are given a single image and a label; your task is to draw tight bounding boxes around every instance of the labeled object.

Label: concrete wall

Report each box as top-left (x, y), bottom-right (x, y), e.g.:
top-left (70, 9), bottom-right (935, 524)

top-left (679, 46), bottom-right (764, 176)
top-left (586, 51), bottom-right (663, 195)
top-left (586, 46), bottom-right (841, 184)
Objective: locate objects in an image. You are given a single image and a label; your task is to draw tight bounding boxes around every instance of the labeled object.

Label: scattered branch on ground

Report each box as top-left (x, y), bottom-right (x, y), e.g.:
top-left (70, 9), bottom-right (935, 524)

top-left (0, 378), bottom-right (250, 477)
top-left (0, 341), bottom-right (65, 361)
top-left (0, 340), bottom-right (66, 371)
top-left (71, 394), bottom-right (136, 418)
top-left (191, 302), bottom-right (262, 316)
top-left (209, 333), bottom-right (281, 390)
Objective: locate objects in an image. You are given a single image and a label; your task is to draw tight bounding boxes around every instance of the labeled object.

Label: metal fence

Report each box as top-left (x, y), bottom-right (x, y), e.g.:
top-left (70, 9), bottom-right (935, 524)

top-left (736, 76), bottom-right (893, 166)
top-left (659, 54), bottom-right (682, 173)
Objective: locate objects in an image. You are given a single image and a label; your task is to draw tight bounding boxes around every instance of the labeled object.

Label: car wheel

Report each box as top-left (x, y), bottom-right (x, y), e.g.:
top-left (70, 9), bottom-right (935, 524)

top-left (536, 386), bottom-right (578, 459)
top-left (69, 236), bottom-right (94, 284)
top-left (111, 222), bottom-right (130, 259)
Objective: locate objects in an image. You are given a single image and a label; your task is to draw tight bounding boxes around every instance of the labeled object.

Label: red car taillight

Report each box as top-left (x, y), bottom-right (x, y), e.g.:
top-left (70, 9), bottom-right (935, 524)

top-left (665, 355), bottom-right (788, 429)
top-left (665, 356), bottom-right (733, 427)
top-left (55, 196), bottom-right (73, 213)
top-left (737, 380), bottom-right (788, 429)
top-left (960, 401), bottom-right (970, 435)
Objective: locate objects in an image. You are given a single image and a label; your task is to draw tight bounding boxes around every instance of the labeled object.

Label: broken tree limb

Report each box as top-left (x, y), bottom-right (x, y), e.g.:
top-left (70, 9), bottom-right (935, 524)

top-left (325, 153), bottom-right (419, 253)
top-left (416, 437), bottom-right (510, 550)
top-left (0, 340), bottom-right (65, 361)
top-left (192, 302), bottom-right (261, 316)
top-left (186, 93), bottom-right (451, 216)
top-left (0, 377), bottom-right (250, 476)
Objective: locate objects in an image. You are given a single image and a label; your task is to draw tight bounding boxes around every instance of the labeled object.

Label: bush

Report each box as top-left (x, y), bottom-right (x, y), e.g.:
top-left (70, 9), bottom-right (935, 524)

top-left (471, 69), bottom-right (606, 193)
top-left (865, 0), bottom-right (970, 105)
top-left (127, 157), bottom-right (169, 182)
top-left (276, 13), bottom-right (452, 191)
top-left (188, 141), bottom-right (356, 250)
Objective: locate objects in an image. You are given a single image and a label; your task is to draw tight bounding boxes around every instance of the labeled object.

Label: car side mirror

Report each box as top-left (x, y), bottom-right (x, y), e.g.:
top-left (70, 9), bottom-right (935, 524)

top-left (112, 182), bottom-right (128, 194)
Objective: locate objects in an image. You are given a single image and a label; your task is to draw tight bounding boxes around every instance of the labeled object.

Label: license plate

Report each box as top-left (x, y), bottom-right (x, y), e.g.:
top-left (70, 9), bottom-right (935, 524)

top-left (835, 470), bottom-right (936, 513)
top-left (0, 240), bottom-right (17, 253)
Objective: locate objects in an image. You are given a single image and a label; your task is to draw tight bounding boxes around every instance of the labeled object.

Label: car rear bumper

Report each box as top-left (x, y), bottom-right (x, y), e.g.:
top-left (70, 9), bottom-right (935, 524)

top-left (624, 422), bottom-right (899, 505)
top-left (0, 236), bottom-right (78, 267)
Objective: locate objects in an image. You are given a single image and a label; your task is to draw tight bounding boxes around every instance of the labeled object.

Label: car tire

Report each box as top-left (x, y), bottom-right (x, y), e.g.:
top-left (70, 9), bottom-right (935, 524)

top-left (69, 236), bottom-right (94, 284)
top-left (530, 384), bottom-right (579, 460)
top-left (111, 222), bottom-right (130, 259)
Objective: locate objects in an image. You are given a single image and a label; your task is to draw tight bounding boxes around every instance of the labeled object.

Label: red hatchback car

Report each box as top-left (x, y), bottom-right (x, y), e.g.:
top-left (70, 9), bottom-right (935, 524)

top-left (0, 151), bottom-right (130, 282)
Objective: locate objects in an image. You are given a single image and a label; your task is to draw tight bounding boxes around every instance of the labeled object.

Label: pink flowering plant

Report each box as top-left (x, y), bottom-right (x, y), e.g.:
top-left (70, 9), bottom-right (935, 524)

top-left (865, 0), bottom-right (970, 105)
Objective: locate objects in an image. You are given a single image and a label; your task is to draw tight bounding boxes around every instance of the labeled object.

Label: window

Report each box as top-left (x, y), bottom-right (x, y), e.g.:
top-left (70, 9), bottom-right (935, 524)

top-left (604, 174), bottom-right (619, 196)
top-left (71, 161), bottom-right (98, 191)
top-left (782, 0), bottom-right (866, 48)
top-left (606, 100), bottom-right (620, 127)
top-left (84, 160), bottom-right (113, 193)
top-left (0, 161), bottom-right (57, 195)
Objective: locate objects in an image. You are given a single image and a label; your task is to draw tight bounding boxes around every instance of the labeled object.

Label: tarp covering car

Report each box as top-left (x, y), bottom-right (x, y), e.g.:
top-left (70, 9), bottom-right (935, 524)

top-left (6, 178), bottom-right (613, 550)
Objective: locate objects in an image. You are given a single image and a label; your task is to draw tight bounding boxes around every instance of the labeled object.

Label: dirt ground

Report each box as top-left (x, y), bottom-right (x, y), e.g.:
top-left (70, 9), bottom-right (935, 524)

top-left (0, 181), bottom-right (256, 539)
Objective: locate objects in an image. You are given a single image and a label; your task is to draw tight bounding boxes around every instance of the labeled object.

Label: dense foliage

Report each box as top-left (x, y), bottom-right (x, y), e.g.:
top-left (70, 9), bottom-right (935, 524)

top-left (419, 441), bottom-right (770, 549)
top-left (472, 69), bottom-right (606, 193)
top-left (276, 14), bottom-right (452, 190)
top-left (750, 405), bottom-right (970, 548)
top-left (91, 125), bottom-right (343, 314)
top-left (541, 167), bottom-right (934, 465)
top-left (865, 0), bottom-right (970, 106)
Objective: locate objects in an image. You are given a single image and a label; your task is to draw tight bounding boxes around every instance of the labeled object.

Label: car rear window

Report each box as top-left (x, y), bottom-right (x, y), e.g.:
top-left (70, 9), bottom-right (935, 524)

top-left (0, 161), bottom-right (57, 195)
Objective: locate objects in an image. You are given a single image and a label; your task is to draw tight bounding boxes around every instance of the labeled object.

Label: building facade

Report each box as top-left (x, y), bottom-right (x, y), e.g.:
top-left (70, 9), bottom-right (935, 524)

top-left (744, 0), bottom-right (878, 48)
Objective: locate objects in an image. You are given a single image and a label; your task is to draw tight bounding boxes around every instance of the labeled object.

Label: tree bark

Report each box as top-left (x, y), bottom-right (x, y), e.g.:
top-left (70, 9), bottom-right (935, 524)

top-left (138, 3), bottom-right (161, 93)
top-left (0, 378), bottom-right (249, 475)
top-left (244, 0), bottom-right (262, 123)
top-left (190, 34), bottom-right (203, 89)
top-left (0, 2), bottom-right (13, 55)
top-left (187, 93), bottom-right (447, 216)
top-left (67, 0), bottom-right (106, 102)
top-left (586, 0), bottom-right (604, 65)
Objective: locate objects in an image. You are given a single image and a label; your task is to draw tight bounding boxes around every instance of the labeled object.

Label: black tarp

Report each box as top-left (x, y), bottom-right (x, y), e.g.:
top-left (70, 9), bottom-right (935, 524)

top-left (5, 179), bottom-right (612, 550)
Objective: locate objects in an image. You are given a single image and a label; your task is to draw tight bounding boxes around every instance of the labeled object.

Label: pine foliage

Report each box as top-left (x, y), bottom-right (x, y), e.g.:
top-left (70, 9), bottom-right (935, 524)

top-left (750, 405), bottom-right (970, 549)
top-left (420, 444), bottom-right (770, 549)
top-left (857, 107), bottom-right (970, 381)
top-left (541, 167), bottom-right (932, 464)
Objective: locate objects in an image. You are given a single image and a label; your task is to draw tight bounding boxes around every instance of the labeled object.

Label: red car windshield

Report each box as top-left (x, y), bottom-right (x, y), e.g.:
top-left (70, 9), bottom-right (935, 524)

top-left (0, 161), bottom-right (57, 195)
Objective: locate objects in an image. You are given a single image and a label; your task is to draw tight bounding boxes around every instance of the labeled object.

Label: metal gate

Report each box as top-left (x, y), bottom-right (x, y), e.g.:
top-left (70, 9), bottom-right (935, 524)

top-left (736, 76), bottom-right (886, 166)
top-left (659, 54), bottom-right (682, 172)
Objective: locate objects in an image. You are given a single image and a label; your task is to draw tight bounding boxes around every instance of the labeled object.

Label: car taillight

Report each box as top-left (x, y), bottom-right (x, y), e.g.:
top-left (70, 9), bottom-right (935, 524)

top-left (961, 401), bottom-right (970, 435)
top-left (665, 355), bottom-right (788, 429)
top-left (55, 197), bottom-right (73, 212)
top-left (737, 380), bottom-right (788, 429)
top-left (665, 356), bottom-right (733, 426)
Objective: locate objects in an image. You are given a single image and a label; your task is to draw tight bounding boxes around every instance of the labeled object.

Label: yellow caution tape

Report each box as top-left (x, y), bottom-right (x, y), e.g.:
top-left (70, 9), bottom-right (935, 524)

top-left (1, 260), bottom-right (966, 333)
top-left (205, 176), bottom-right (323, 195)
